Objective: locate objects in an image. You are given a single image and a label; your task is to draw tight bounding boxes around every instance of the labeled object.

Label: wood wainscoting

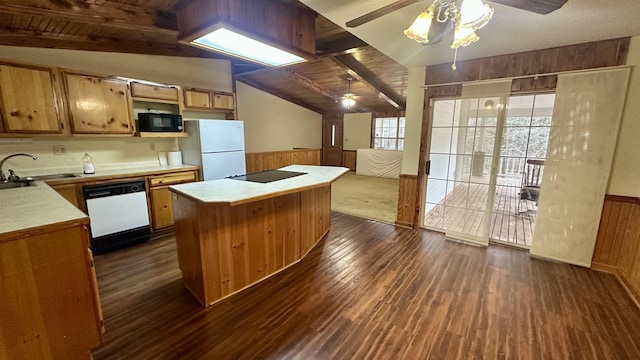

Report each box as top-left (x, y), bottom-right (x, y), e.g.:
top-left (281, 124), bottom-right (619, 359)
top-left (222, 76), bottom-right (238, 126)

top-left (342, 150), bottom-right (356, 170)
top-left (592, 195), bottom-right (640, 303)
top-left (245, 149), bottom-right (321, 173)
top-left (395, 174), bottom-right (419, 228)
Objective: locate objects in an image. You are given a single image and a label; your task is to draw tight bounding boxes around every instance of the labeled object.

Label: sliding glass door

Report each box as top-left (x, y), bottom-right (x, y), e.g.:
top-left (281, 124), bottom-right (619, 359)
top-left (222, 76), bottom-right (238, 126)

top-left (423, 92), bottom-right (555, 248)
top-left (423, 97), bottom-right (502, 245)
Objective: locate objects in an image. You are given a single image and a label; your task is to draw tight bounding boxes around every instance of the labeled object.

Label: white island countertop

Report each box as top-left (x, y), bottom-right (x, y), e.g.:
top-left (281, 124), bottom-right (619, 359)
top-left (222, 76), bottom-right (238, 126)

top-left (169, 165), bottom-right (349, 206)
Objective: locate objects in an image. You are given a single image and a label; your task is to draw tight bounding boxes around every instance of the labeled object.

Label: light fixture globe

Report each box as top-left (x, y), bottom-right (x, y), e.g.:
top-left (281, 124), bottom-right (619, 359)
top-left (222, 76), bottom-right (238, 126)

top-left (404, 7), bottom-right (434, 44)
top-left (342, 77), bottom-right (357, 110)
top-left (404, 0), bottom-right (494, 69)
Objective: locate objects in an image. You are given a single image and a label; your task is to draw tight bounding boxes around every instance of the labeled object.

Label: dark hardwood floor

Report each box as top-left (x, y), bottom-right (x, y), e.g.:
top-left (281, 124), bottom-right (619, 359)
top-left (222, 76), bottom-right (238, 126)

top-left (91, 213), bottom-right (640, 359)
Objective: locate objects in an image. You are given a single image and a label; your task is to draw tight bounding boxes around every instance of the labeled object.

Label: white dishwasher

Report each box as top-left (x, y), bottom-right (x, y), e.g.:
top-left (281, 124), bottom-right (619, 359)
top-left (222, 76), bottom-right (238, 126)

top-left (83, 180), bottom-right (150, 254)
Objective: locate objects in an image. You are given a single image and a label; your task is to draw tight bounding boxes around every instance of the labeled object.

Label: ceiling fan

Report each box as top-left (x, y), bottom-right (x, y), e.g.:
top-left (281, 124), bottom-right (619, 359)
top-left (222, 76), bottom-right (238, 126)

top-left (346, 0), bottom-right (567, 69)
top-left (346, 0), bottom-right (568, 29)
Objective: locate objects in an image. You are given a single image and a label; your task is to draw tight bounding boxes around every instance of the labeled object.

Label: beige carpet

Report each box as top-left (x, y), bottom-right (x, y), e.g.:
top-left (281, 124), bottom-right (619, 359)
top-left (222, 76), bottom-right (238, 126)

top-left (331, 171), bottom-right (399, 224)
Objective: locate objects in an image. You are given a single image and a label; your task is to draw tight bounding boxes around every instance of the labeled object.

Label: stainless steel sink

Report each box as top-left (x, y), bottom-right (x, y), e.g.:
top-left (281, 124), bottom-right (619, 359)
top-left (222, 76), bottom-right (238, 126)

top-left (27, 173), bottom-right (79, 181)
top-left (0, 180), bottom-right (35, 189)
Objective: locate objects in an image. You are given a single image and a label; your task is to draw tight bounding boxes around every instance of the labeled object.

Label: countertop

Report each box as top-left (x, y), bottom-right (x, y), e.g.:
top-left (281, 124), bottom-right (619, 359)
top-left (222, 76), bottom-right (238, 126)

top-left (169, 165), bottom-right (349, 206)
top-left (32, 164), bottom-right (199, 185)
top-left (0, 164), bottom-right (199, 242)
top-left (0, 181), bottom-right (88, 242)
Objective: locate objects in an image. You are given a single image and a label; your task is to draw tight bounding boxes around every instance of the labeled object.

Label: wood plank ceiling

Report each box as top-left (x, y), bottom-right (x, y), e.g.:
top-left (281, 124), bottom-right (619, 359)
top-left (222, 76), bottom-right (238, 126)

top-left (0, 0), bottom-right (408, 114)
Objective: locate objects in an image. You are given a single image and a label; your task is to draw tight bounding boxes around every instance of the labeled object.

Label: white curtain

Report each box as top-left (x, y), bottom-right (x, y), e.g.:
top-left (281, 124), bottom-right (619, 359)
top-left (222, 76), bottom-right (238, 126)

top-left (530, 68), bottom-right (631, 266)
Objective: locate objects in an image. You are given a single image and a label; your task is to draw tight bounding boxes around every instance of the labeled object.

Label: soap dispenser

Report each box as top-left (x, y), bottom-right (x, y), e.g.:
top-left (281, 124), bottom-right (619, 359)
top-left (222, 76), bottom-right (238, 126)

top-left (82, 153), bottom-right (95, 174)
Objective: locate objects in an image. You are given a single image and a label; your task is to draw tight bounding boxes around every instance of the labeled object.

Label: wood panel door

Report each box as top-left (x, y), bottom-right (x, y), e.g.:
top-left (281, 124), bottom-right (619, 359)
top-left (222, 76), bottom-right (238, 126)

top-left (0, 64), bottom-right (63, 133)
top-left (184, 89), bottom-right (212, 110)
top-left (322, 113), bottom-right (343, 166)
top-left (64, 73), bottom-right (133, 134)
top-left (212, 93), bottom-right (234, 111)
top-left (150, 187), bottom-right (175, 230)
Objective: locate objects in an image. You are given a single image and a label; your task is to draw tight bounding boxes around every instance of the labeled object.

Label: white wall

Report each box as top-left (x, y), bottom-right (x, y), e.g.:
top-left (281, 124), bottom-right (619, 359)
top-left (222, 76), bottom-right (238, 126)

top-left (608, 36), bottom-right (640, 197)
top-left (0, 46), bottom-right (232, 91)
top-left (236, 81), bottom-right (322, 152)
top-left (343, 113), bottom-right (371, 150)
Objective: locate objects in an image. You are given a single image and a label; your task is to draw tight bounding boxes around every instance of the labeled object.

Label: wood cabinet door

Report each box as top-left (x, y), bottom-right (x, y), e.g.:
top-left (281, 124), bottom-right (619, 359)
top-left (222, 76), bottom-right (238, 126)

top-left (64, 73), bottom-right (133, 134)
top-left (131, 82), bottom-right (179, 103)
top-left (212, 93), bottom-right (234, 111)
top-left (150, 187), bottom-right (175, 230)
top-left (0, 64), bottom-right (62, 133)
top-left (184, 89), bottom-right (212, 110)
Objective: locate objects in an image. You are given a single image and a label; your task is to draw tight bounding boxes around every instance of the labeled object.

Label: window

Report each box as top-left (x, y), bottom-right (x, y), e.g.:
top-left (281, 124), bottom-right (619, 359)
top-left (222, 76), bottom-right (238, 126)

top-left (373, 116), bottom-right (405, 150)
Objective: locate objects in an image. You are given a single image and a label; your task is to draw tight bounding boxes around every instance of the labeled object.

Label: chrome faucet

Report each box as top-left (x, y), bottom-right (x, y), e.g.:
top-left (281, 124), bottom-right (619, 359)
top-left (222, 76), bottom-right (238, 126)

top-left (0, 153), bottom-right (37, 182)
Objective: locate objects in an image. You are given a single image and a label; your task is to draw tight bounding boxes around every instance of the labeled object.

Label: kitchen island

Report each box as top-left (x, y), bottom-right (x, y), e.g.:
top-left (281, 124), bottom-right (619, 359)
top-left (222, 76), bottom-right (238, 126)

top-left (169, 165), bottom-right (349, 306)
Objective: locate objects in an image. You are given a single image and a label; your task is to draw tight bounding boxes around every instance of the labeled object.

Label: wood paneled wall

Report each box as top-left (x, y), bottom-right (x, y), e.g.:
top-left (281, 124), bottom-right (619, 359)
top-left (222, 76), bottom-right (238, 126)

top-left (245, 149), bottom-right (321, 173)
top-left (395, 174), bottom-right (419, 228)
top-left (592, 195), bottom-right (640, 303)
top-left (425, 38), bottom-right (630, 85)
top-left (342, 150), bottom-right (356, 170)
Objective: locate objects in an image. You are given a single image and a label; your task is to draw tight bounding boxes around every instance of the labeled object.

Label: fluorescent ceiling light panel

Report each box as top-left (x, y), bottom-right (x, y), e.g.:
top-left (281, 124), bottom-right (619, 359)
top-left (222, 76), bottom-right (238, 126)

top-left (192, 28), bottom-right (307, 67)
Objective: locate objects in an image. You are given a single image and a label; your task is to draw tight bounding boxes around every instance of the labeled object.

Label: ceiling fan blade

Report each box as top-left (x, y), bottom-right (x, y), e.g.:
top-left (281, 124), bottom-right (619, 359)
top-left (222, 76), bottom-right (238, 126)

top-left (346, 0), bottom-right (421, 28)
top-left (489, 0), bottom-right (568, 15)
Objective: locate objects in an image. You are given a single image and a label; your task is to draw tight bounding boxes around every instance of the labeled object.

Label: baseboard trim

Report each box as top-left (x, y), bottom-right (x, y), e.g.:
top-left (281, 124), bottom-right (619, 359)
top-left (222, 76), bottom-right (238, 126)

top-left (592, 265), bottom-right (640, 310)
top-left (591, 261), bottom-right (618, 273)
top-left (394, 220), bottom-right (413, 229)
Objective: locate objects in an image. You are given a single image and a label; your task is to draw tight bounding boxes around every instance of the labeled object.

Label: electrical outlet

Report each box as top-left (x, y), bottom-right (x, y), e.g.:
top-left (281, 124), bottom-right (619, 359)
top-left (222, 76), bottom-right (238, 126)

top-left (150, 143), bottom-right (156, 151)
top-left (53, 145), bottom-right (66, 155)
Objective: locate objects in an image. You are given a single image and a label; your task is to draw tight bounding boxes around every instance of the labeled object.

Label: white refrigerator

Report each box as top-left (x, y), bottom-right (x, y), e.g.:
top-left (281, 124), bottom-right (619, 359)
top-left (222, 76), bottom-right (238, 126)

top-left (179, 119), bottom-right (247, 181)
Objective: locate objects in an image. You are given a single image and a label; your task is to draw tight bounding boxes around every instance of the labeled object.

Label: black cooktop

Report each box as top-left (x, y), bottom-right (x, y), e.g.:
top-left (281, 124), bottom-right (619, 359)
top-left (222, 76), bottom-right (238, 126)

top-left (227, 169), bottom-right (307, 183)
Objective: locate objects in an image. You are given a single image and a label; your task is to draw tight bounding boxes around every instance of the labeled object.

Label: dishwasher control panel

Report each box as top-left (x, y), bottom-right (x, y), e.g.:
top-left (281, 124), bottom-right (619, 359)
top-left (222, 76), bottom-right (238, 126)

top-left (84, 180), bottom-right (146, 199)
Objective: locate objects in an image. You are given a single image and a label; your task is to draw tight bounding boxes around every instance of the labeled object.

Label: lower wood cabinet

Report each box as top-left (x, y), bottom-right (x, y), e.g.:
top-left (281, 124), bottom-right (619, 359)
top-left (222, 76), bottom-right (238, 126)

top-left (0, 223), bottom-right (103, 359)
top-left (148, 170), bottom-right (198, 231)
top-left (149, 187), bottom-right (175, 230)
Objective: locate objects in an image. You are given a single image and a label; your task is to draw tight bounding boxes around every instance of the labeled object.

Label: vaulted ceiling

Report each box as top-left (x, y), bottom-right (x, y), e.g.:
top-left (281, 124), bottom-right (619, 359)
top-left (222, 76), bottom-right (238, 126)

top-left (0, 0), bottom-right (408, 114)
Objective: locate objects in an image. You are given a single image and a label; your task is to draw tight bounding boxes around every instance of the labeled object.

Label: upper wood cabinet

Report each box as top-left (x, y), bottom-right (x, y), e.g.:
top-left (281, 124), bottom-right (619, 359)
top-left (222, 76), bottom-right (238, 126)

top-left (130, 81), bottom-right (179, 103)
top-left (183, 89), bottom-right (211, 110)
top-left (213, 93), bottom-right (234, 111)
top-left (63, 73), bottom-right (133, 134)
top-left (184, 88), bottom-right (234, 112)
top-left (0, 63), bottom-right (63, 133)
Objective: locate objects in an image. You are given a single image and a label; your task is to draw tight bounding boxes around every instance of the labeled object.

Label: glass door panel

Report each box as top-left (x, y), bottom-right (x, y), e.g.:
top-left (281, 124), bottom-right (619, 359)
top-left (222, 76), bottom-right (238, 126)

top-left (489, 94), bottom-right (554, 247)
top-left (424, 97), bottom-right (501, 245)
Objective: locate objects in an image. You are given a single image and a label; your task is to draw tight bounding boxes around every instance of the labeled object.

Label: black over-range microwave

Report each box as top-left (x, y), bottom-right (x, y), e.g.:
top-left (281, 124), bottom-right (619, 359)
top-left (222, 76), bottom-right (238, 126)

top-left (137, 113), bottom-right (183, 132)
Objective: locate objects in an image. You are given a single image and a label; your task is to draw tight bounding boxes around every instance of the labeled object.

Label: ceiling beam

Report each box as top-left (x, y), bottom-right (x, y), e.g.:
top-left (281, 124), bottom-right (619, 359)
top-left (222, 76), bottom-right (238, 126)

top-left (274, 68), bottom-right (341, 103)
top-left (316, 33), bottom-right (368, 57)
top-left (345, 0), bottom-right (419, 28)
top-left (0, 0), bottom-right (177, 34)
top-left (0, 31), bottom-right (221, 59)
top-left (332, 54), bottom-right (406, 110)
top-left (236, 77), bottom-right (324, 114)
